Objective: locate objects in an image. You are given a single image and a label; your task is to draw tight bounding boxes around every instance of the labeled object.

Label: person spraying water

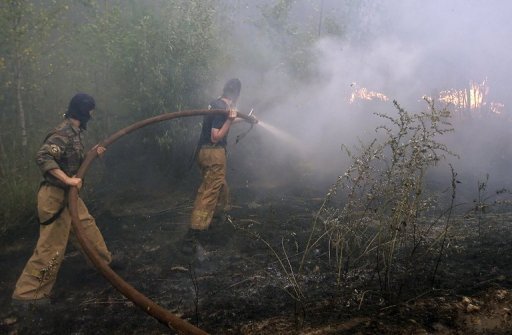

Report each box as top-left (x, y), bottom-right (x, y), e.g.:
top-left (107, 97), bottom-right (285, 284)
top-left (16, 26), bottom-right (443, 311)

top-left (183, 78), bottom-right (258, 259)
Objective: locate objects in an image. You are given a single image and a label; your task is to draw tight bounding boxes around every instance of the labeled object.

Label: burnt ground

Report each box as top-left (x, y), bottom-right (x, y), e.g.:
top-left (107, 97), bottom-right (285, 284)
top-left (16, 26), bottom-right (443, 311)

top-left (1, 183), bottom-right (512, 335)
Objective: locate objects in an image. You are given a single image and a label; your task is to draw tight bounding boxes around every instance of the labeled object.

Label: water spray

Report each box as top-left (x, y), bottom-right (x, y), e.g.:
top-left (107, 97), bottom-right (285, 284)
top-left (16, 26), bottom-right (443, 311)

top-left (235, 108), bottom-right (302, 151)
top-left (257, 120), bottom-right (303, 151)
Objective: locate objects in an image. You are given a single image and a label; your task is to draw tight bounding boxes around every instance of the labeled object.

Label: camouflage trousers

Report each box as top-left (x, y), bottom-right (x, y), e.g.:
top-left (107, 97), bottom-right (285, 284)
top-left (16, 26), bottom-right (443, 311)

top-left (190, 147), bottom-right (229, 230)
top-left (12, 184), bottom-right (112, 301)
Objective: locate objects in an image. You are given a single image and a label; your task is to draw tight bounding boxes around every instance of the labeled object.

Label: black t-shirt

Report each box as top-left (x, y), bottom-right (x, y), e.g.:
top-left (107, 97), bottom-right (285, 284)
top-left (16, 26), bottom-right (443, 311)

top-left (198, 98), bottom-right (229, 147)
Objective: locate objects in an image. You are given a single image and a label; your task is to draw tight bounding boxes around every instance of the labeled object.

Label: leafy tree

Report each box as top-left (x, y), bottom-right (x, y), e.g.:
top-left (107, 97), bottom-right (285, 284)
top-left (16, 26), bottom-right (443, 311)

top-left (0, 0), bottom-right (225, 230)
top-left (0, 0), bottom-right (71, 230)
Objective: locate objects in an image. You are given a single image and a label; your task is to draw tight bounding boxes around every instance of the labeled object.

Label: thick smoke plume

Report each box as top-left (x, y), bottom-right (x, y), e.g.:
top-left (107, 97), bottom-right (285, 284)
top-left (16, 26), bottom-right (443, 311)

top-left (224, 0), bottom-right (512, 197)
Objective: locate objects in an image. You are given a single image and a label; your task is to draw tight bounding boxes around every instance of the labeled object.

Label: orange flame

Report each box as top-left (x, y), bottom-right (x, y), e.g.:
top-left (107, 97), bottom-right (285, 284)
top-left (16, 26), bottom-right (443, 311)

top-left (349, 83), bottom-right (389, 103)
top-left (439, 79), bottom-right (489, 110)
top-left (348, 79), bottom-right (506, 118)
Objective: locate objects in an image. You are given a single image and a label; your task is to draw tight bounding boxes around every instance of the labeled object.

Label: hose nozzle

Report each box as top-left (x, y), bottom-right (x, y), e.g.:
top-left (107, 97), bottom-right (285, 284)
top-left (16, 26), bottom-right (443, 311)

top-left (247, 109), bottom-right (259, 124)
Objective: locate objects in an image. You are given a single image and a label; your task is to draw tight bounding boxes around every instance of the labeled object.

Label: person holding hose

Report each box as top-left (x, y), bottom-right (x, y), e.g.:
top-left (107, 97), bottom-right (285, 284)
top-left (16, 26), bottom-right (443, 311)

top-left (12, 93), bottom-right (114, 305)
top-left (182, 78), bottom-right (241, 256)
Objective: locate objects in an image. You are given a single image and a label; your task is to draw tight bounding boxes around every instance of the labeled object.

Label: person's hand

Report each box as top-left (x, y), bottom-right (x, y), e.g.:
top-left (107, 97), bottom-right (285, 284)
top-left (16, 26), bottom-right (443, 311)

top-left (228, 108), bottom-right (237, 120)
top-left (93, 144), bottom-right (107, 157)
top-left (67, 176), bottom-right (83, 189)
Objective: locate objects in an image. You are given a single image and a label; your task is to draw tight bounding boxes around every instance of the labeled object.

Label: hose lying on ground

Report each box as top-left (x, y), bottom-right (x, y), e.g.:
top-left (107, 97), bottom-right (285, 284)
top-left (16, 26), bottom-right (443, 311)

top-left (68, 110), bottom-right (256, 335)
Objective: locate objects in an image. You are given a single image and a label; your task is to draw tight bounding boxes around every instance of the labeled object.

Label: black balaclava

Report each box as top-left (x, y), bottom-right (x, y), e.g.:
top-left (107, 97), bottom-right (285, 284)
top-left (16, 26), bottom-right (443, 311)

top-left (222, 78), bottom-right (242, 103)
top-left (65, 93), bottom-right (96, 130)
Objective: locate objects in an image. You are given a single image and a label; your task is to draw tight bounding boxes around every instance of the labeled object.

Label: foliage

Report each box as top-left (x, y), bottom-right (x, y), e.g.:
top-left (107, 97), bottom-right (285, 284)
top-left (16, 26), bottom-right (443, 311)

top-left (258, 0), bottom-right (317, 80)
top-left (0, 0), bottom-right (351, 230)
top-left (0, 0), bottom-right (72, 229)
top-left (0, 0), bottom-right (225, 230)
top-left (301, 99), bottom-right (459, 301)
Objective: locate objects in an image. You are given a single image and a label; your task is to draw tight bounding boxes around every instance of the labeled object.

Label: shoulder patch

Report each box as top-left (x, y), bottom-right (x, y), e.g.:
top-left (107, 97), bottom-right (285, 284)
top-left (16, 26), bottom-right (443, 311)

top-left (49, 144), bottom-right (61, 157)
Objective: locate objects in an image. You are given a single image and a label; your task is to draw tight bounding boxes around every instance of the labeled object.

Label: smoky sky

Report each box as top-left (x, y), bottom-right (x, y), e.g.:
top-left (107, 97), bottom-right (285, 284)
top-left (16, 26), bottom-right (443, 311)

top-left (220, 0), bottom-right (512, 195)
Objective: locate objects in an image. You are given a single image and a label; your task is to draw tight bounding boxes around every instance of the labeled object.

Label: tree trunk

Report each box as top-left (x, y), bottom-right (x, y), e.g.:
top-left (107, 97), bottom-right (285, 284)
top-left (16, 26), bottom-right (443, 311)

top-left (11, 0), bottom-right (28, 160)
top-left (15, 40), bottom-right (28, 150)
top-left (318, 0), bottom-right (324, 36)
top-left (0, 133), bottom-right (6, 178)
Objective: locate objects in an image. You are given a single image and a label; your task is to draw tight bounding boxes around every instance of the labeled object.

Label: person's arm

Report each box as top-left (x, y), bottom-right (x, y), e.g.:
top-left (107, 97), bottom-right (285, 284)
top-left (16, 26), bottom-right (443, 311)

top-left (36, 132), bottom-right (82, 188)
top-left (211, 108), bottom-right (237, 143)
top-left (48, 168), bottom-right (82, 188)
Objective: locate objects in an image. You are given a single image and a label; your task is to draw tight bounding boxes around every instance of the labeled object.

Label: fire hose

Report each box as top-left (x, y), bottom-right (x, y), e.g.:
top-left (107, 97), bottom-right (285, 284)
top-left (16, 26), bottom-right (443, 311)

top-left (68, 110), bottom-right (257, 334)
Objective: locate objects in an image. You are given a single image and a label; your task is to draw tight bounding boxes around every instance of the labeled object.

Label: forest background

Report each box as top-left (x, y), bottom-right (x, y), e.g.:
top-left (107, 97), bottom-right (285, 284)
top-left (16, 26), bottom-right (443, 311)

top-left (0, 0), bottom-right (347, 230)
top-left (2, 0), bottom-right (511, 234)
top-left (3, 2), bottom-right (512, 333)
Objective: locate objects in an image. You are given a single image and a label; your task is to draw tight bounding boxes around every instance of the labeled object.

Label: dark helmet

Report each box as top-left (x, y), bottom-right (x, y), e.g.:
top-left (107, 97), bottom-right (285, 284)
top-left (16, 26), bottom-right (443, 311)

top-left (65, 93), bottom-right (96, 130)
top-left (222, 78), bottom-right (242, 102)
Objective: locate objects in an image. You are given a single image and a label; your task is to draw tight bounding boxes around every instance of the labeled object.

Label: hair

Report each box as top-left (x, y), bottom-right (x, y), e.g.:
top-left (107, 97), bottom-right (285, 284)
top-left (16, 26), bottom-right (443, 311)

top-left (222, 78), bottom-right (242, 102)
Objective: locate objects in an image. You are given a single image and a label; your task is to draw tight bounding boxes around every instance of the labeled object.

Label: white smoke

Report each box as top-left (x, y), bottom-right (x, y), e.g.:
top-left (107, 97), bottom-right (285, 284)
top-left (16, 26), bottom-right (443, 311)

top-left (227, 0), bottom-right (512, 194)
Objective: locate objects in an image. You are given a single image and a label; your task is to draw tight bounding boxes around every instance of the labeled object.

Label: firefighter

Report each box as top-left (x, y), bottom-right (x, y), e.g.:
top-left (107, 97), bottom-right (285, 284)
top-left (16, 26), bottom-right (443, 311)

top-left (12, 93), bottom-right (113, 305)
top-left (183, 78), bottom-right (241, 255)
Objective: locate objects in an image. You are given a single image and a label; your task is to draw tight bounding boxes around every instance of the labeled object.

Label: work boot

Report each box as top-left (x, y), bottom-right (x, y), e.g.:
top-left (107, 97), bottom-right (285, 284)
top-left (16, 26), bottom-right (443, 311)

top-left (11, 297), bottom-right (51, 315)
top-left (208, 214), bottom-right (235, 246)
top-left (180, 229), bottom-right (210, 262)
top-left (109, 253), bottom-right (126, 270)
top-left (180, 229), bottom-right (200, 255)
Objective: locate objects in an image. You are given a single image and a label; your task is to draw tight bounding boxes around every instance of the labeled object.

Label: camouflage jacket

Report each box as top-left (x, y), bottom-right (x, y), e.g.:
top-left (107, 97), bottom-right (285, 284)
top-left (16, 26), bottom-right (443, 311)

top-left (35, 119), bottom-right (84, 188)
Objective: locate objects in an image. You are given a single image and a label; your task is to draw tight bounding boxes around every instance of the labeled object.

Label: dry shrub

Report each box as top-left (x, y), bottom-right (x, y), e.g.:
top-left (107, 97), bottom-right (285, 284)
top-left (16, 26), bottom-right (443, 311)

top-left (304, 98), bottom-right (458, 300)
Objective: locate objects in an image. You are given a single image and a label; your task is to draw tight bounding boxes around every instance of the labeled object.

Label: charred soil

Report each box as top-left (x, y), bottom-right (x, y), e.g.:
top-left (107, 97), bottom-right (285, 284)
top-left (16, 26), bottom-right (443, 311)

top-left (1, 185), bottom-right (512, 334)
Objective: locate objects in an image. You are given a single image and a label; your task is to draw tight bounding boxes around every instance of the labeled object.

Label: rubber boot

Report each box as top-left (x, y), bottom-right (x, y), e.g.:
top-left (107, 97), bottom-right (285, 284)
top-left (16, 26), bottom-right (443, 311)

top-left (208, 214), bottom-right (234, 246)
top-left (180, 229), bottom-right (201, 256)
top-left (196, 229), bottom-right (216, 263)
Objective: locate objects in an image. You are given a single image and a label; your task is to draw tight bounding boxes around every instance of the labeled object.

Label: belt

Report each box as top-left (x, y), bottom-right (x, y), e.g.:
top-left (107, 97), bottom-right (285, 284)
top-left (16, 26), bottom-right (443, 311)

top-left (38, 181), bottom-right (69, 225)
top-left (200, 144), bottom-right (225, 149)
